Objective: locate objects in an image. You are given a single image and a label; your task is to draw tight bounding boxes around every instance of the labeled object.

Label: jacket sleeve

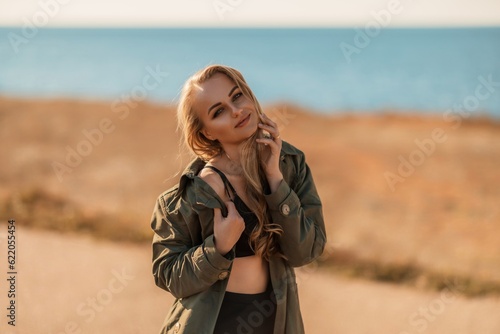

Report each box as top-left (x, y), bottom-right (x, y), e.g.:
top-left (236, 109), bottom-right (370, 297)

top-left (151, 191), bottom-right (235, 299)
top-left (264, 151), bottom-right (326, 267)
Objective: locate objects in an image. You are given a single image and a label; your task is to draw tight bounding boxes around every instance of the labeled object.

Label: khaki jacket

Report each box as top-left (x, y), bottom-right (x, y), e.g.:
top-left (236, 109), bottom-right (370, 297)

top-left (151, 140), bottom-right (326, 334)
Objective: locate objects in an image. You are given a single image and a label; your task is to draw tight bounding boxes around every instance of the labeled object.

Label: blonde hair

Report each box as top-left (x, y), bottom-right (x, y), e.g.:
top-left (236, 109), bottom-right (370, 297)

top-left (177, 64), bottom-right (284, 261)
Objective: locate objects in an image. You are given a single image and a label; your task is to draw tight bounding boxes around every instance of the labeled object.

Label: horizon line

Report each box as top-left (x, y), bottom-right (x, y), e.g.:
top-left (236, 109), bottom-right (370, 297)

top-left (1, 24), bottom-right (500, 29)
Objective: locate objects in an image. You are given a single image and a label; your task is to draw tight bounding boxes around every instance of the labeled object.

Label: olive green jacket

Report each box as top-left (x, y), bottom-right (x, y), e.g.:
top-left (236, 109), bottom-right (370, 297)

top-left (151, 140), bottom-right (326, 334)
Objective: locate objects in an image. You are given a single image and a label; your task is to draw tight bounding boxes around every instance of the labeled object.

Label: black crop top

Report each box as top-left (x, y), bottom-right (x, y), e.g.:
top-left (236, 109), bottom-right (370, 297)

top-left (204, 165), bottom-right (258, 258)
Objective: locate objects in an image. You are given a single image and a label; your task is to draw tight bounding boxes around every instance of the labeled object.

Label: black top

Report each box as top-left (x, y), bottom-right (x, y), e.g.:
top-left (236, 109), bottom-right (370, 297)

top-left (203, 165), bottom-right (258, 258)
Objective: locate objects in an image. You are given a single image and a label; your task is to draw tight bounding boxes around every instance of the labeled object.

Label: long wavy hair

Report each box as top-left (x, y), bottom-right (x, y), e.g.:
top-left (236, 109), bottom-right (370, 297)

top-left (177, 64), bottom-right (285, 261)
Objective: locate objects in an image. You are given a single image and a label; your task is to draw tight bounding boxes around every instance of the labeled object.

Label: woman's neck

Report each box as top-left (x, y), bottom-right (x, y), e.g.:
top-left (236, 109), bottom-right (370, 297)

top-left (222, 144), bottom-right (241, 164)
top-left (209, 148), bottom-right (243, 176)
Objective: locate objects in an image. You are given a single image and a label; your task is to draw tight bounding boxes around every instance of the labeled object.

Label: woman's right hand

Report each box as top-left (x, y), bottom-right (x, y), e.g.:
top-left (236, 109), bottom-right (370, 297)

top-left (213, 201), bottom-right (245, 256)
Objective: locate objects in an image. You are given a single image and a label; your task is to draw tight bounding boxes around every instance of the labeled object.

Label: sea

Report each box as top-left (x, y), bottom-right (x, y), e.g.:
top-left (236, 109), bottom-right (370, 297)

top-left (1, 27), bottom-right (499, 116)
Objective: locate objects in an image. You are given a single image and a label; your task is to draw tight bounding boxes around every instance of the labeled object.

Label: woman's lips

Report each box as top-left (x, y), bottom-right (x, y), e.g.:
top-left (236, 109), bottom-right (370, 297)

top-left (235, 114), bottom-right (250, 128)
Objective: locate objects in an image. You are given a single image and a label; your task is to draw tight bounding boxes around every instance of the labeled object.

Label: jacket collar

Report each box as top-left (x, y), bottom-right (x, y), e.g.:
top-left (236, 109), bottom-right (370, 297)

top-left (175, 140), bottom-right (300, 198)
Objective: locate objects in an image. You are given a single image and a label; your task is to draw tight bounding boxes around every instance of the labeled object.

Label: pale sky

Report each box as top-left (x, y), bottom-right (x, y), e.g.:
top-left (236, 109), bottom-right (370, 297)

top-left (1, 0), bottom-right (499, 27)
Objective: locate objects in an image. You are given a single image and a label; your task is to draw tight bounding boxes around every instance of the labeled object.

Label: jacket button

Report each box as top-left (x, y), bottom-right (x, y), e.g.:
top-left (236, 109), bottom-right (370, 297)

top-left (281, 204), bottom-right (290, 216)
top-left (173, 323), bottom-right (181, 332)
top-left (218, 271), bottom-right (229, 280)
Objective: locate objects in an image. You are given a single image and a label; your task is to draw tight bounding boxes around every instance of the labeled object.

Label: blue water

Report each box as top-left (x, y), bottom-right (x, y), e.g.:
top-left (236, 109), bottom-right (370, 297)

top-left (1, 27), bottom-right (499, 115)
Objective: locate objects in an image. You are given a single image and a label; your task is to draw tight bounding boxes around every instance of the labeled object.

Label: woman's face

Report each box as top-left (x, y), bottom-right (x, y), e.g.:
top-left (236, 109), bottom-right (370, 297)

top-left (193, 73), bottom-right (259, 145)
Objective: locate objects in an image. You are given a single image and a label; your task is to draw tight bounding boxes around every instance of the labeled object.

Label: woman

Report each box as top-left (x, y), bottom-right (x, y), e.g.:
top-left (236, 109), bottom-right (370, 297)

top-left (151, 64), bottom-right (326, 334)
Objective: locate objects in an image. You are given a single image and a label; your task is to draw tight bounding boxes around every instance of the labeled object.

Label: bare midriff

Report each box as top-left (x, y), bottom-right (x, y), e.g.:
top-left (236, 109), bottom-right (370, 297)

top-left (226, 255), bottom-right (269, 293)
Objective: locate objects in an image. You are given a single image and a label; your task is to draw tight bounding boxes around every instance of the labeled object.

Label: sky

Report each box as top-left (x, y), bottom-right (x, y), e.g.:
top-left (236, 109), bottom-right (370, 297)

top-left (1, 0), bottom-right (500, 27)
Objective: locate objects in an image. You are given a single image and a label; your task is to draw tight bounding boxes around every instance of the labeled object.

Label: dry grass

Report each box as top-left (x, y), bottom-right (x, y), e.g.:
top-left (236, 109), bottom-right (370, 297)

top-left (1, 187), bottom-right (151, 243)
top-left (317, 249), bottom-right (500, 297)
top-left (2, 96), bottom-right (500, 297)
top-left (4, 186), bottom-right (500, 297)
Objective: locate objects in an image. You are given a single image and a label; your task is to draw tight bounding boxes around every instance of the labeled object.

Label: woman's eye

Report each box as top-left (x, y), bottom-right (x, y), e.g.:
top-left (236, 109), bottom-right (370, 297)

top-left (214, 108), bottom-right (224, 117)
top-left (233, 93), bottom-right (242, 101)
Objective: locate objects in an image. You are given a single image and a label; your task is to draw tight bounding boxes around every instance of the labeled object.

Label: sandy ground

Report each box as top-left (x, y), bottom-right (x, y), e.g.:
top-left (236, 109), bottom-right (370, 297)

top-left (0, 227), bottom-right (499, 334)
top-left (2, 98), bottom-right (500, 284)
top-left (2, 97), bottom-right (500, 333)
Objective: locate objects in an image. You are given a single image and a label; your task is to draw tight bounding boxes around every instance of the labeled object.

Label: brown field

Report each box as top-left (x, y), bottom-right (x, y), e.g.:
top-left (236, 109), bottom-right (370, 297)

top-left (0, 227), bottom-right (499, 334)
top-left (1, 96), bottom-right (499, 333)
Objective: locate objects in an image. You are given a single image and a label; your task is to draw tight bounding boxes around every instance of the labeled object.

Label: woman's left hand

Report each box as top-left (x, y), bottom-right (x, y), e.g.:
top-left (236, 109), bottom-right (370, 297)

top-left (256, 113), bottom-right (283, 180)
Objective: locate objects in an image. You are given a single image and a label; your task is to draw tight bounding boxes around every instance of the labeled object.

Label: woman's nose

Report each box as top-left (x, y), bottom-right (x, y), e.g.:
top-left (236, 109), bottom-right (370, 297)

top-left (231, 105), bottom-right (243, 117)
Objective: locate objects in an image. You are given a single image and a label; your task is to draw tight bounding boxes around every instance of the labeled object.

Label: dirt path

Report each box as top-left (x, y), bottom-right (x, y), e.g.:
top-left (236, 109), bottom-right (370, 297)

top-left (0, 227), bottom-right (499, 334)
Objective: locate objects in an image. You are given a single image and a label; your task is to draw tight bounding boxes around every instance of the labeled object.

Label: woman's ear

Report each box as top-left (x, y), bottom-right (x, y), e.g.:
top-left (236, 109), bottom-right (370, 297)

top-left (201, 128), bottom-right (214, 140)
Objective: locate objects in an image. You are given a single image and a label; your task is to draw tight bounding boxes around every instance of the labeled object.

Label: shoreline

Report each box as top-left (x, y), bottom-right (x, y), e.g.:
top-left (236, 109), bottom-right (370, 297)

top-left (2, 95), bottom-right (500, 122)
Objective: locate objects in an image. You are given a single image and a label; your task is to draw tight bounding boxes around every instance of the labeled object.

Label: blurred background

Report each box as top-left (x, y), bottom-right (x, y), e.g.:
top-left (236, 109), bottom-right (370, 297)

top-left (1, 1), bottom-right (499, 333)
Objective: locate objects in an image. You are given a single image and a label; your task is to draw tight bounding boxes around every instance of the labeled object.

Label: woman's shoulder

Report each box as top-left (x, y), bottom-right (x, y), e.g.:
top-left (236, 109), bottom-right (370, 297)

top-left (154, 156), bottom-right (233, 215)
top-left (197, 165), bottom-right (230, 202)
top-left (281, 139), bottom-right (304, 157)
top-left (154, 157), bottom-right (205, 213)
top-left (280, 140), bottom-right (307, 173)
top-left (154, 142), bottom-right (305, 212)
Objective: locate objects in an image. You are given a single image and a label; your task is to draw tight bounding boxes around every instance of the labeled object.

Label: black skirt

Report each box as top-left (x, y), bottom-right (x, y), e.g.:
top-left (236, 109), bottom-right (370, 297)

top-left (213, 282), bottom-right (277, 334)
